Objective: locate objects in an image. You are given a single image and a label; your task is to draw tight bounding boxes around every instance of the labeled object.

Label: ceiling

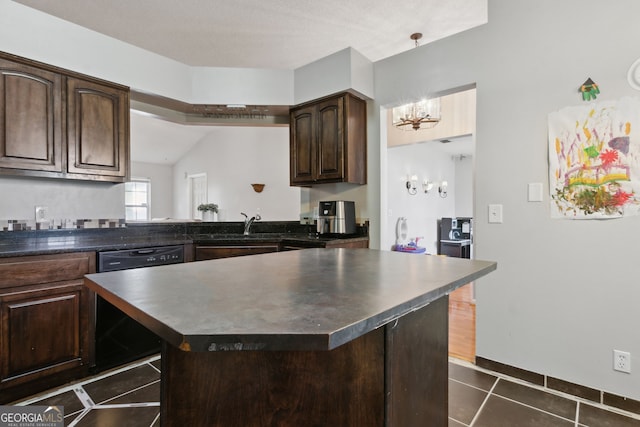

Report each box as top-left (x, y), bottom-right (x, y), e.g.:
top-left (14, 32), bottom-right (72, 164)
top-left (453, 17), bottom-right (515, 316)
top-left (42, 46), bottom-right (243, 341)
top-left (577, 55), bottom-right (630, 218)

top-left (13, 0), bottom-right (485, 164)
top-left (13, 0), bottom-right (487, 69)
top-left (130, 111), bottom-right (214, 165)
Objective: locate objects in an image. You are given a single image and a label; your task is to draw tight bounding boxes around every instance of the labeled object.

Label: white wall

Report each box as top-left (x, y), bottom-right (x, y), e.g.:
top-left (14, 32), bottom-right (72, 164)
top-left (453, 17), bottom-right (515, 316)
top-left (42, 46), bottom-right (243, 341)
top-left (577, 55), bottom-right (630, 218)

top-left (294, 48), bottom-right (374, 104)
top-left (375, 0), bottom-right (640, 400)
top-left (172, 126), bottom-right (300, 221)
top-left (130, 162), bottom-right (174, 219)
top-left (0, 177), bottom-right (124, 220)
top-left (455, 156), bottom-right (473, 217)
top-left (384, 142), bottom-right (472, 253)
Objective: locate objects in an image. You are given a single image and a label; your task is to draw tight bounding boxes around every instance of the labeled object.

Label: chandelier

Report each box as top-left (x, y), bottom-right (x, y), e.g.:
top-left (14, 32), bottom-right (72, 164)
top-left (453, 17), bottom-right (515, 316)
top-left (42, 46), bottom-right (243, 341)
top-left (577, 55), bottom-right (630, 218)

top-left (392, 98), bottom-right (441, 131)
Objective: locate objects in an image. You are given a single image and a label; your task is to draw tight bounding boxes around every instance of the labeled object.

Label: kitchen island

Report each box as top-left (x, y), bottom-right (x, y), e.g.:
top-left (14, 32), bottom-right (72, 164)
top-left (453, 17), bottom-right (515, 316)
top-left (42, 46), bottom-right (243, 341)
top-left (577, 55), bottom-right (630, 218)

top-left (84, 248), bottom-right (496, 426)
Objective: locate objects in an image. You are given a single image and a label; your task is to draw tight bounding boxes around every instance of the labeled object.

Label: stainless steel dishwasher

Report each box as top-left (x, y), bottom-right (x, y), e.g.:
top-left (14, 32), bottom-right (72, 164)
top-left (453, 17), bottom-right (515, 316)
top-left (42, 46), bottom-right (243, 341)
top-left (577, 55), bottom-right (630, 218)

top-left (93, 245), bottom-right (184, 372)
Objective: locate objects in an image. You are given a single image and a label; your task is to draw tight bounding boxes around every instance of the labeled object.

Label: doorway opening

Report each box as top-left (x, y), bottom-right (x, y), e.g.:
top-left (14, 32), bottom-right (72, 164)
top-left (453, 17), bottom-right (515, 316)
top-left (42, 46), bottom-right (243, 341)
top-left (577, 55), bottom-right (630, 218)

top-left (188, 173), bottom-right (207, 220)
top-left (381, 86), bottom-right (477, 362)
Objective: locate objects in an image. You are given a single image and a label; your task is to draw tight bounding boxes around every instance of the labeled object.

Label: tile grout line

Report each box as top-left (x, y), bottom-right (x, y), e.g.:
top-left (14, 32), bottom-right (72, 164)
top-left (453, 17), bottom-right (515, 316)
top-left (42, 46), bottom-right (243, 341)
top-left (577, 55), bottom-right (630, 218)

top-left (93, 402), bottom-right (161, 409)
top-left (450, 358), bottom-right (640, 422)
top-left (468, 376), bottom-right (500, 426)
top-left (13, 354), bottom-right (161, 406)
top-left (65, 384), bottom-right (95, 426)
top-left (97, 379), bottom-right (161, 406)
top-left (150, 412), bottom-right (160, 427)
top-left (489, 390), bottom-right (579, 425)
top-left (453, 369), bottom-right (580, 426)
top-left (148, 360), bottom-right (161, 374)
top-left (73, 386), bottom-right (95, 409)
top-left (449, 377), bottom-right (493, 394)
top-left (67, 407), bottom-right (91, 427)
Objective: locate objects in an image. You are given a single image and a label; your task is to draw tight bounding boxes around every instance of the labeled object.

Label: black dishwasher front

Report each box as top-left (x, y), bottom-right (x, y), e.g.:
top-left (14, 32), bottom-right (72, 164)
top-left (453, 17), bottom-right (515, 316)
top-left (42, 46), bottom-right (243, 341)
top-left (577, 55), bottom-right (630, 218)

top-left (94, 245), bottom-right (184, 372)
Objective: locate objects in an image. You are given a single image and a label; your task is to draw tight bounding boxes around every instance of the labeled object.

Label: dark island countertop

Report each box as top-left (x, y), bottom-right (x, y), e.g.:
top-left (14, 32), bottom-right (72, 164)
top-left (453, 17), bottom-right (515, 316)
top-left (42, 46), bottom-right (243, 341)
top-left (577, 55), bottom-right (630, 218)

top-left (85, 249), bottom-right (496, 352)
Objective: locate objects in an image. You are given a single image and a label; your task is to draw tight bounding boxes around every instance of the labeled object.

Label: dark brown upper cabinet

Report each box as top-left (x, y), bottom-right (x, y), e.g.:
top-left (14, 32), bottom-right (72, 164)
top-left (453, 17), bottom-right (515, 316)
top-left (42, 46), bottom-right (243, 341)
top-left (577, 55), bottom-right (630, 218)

top-left (66, 77), bottom-right (128, 180)
top-left (290, 92), bottom-right (367, 186)
top-left (0, 51), bottom-right (129, 183)
top-left (0, 58), bottom-right (63, 174)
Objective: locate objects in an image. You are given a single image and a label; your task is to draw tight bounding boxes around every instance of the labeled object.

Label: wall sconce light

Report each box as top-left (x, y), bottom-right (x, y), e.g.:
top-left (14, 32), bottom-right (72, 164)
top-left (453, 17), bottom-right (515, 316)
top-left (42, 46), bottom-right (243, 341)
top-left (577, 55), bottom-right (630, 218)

top-left (406, 175), bottom-right (418, 195)
top-left (422, 179), bottom-right (434, 194)
top-left (439, 181), bottom-right (448, 198)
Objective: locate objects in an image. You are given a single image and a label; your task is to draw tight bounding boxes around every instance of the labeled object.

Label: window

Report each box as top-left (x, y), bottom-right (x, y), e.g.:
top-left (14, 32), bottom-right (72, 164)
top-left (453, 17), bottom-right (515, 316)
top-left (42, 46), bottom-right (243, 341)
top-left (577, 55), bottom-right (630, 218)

top-left (125, 178), bottom-right (150, 221)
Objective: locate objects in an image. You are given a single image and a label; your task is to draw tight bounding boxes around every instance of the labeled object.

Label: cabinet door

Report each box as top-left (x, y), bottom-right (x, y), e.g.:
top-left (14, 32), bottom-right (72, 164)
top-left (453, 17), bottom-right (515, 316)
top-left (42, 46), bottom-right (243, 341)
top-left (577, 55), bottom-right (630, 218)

top-left (316, 96), bottom-right (344, 181)
top-left (0, 59), bottom-right (62, 173)
top-left (325, 240), bottom-right (369, 249)
top-left (66, 77), bottom-right (129, 181)
top-left (290, 105), bottom-right (315, 184)
top-left (0, 281), bottom-right (91, 392)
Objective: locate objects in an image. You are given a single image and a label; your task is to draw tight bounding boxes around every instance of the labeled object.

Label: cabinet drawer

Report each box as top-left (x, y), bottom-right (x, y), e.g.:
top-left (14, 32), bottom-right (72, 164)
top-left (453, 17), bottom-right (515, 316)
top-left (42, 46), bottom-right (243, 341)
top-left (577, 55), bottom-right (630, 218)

top-left (0, 252), bottom-right (95, 289)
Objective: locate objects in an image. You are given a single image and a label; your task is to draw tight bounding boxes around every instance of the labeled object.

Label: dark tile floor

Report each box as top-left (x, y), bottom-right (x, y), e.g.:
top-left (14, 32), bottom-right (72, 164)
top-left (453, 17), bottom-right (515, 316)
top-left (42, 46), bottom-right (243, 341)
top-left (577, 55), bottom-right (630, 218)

top-left (13, 356), bottom-right (640, 426)
top-left (449, 360), bottom-right (640, 427)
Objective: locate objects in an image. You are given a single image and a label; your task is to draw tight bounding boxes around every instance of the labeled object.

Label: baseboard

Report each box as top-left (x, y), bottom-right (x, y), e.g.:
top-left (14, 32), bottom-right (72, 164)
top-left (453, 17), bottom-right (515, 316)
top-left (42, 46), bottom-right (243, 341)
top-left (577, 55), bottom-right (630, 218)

top-left (476, 356), bottom-right (640, 416)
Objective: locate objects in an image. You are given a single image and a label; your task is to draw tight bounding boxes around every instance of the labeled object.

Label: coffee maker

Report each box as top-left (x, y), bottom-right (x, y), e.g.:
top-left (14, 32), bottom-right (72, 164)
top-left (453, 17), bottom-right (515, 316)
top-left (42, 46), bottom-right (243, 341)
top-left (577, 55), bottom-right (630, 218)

top-left (439, 217), bottom-right (472, 241)
top-left (317, 201), bottom-right (356, 235)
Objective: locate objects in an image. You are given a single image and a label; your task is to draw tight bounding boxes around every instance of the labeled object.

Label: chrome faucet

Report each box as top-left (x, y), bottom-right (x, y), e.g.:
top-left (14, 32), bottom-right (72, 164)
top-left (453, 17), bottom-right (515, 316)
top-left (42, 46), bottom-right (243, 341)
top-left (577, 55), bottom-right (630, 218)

top-left (241, 212), bottom-right (261, 235)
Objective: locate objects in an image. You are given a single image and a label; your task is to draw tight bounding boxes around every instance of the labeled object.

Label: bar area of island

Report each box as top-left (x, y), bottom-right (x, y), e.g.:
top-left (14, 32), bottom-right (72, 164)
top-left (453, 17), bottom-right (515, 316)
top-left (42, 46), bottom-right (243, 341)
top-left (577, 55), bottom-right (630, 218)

top-left (84, 248), bottom-right (496, 427)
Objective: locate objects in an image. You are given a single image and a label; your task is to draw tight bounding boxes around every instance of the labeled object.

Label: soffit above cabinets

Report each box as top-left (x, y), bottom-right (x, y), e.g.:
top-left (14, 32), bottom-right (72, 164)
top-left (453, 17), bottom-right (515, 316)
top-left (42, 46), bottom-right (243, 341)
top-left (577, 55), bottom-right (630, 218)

top-left (131, 91), bottom-right (290, 127)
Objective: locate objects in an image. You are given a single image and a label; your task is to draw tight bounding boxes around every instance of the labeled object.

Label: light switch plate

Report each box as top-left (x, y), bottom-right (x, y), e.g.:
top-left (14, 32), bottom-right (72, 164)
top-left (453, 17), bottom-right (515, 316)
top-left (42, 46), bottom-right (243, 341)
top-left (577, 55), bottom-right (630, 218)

top-left (488, 204), bottom-right (503, 223)
top-left (528, 183), bottom-right (543, 202)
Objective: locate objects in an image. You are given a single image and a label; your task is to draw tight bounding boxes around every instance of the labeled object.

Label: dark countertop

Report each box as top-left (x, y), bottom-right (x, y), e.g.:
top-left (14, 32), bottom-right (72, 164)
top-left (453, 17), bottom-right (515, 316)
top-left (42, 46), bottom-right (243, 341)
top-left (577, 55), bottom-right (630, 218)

top-left (85, 249), bottom-right (496, 352)
top-left (440, 239), bottom-right (472, 246)
top-left (0, 234), bottom-right (192, 257)
top-left (191, 233), bottom-right (368, 246)
top-left (0, 221), bottom-right (369, 257)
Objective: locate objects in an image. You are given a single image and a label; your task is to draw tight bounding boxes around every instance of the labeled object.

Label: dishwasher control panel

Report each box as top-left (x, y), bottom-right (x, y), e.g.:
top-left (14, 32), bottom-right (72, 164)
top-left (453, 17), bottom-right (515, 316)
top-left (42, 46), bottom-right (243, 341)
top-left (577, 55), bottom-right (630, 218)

top-left (97, 245), bottom-right (184, 272)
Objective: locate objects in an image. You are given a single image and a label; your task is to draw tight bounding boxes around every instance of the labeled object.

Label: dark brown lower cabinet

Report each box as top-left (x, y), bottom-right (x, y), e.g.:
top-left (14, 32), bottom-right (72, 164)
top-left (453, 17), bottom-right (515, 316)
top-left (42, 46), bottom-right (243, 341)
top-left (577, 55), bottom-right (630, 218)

top-left (0, 252), bottom-right (95, 403)
top-left (439, 241), bottom-right (471, 258)
top-left (325, 239), bottom-right (369, 249)
top-left (196, 239), bottom-right (369, 260)
top-left (195, 243), bottom-right (280, 261)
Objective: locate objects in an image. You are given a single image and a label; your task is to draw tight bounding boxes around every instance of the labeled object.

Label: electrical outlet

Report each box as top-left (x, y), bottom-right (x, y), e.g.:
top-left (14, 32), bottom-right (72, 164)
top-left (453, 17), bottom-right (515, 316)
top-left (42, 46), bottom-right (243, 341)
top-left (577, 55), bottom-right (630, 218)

top-left (35, 206), bottom-right (48, 222)
top-left (613, 350), bottom-right (631, 373)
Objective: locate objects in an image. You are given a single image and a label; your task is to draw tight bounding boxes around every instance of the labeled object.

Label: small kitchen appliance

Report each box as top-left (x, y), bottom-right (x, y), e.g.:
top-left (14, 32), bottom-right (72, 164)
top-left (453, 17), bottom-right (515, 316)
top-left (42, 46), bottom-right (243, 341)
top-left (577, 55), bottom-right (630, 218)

top-left (317, 201), bottom-right (356, 235)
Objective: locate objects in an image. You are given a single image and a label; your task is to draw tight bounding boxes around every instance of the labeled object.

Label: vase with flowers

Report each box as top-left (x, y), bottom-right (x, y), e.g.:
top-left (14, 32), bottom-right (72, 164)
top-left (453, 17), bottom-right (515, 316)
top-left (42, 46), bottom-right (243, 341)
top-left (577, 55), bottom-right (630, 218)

top-left (197, 203), bottom-right (219, 221)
